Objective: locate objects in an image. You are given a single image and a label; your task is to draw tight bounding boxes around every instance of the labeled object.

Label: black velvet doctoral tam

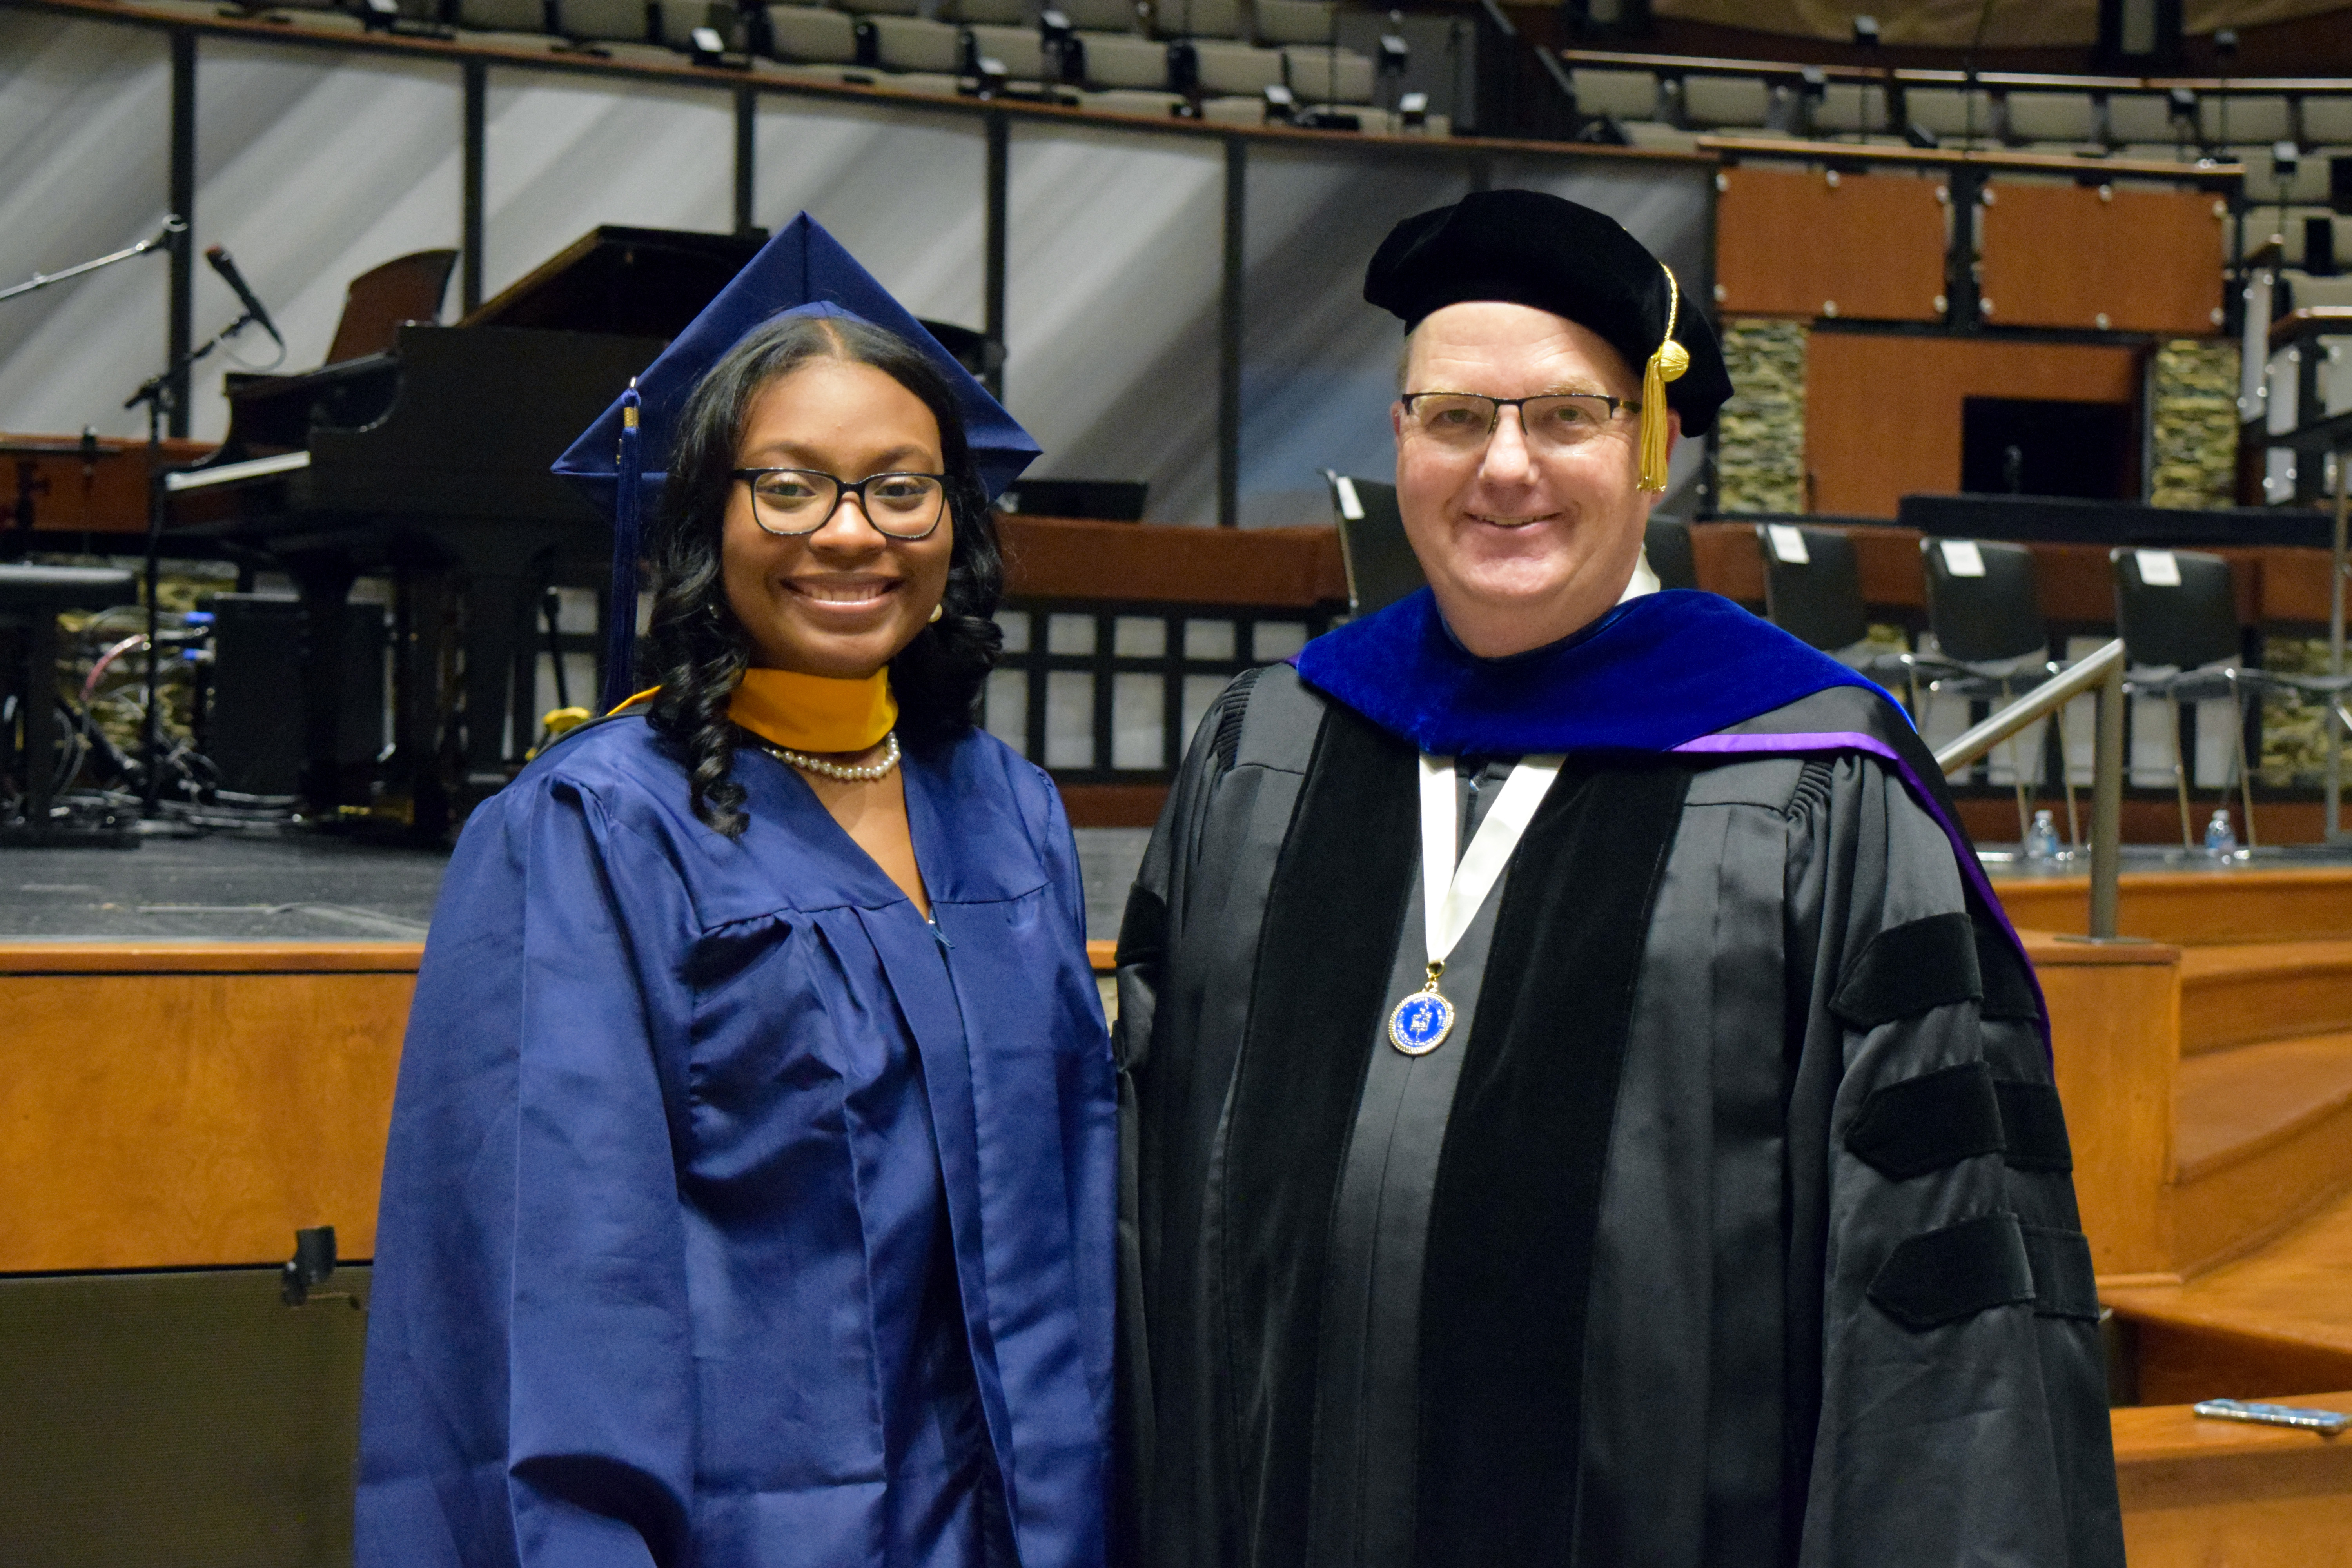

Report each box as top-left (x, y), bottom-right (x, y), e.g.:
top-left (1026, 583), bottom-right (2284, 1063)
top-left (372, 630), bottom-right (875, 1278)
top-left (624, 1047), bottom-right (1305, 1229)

top-left (1363, 189), bottom-right (1735, 436)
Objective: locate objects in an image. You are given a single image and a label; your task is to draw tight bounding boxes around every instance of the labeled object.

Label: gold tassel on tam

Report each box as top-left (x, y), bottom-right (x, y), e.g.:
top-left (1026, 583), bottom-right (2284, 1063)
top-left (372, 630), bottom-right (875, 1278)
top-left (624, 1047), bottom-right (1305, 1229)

top-left (1637, 263), bottom-right (1690, 494)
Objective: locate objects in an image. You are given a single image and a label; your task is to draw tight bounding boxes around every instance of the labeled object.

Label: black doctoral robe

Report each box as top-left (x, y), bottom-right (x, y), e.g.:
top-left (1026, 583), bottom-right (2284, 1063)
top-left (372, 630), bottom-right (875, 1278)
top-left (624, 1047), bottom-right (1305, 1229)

top-left (1111, 592), bottom-right (2124, 1568)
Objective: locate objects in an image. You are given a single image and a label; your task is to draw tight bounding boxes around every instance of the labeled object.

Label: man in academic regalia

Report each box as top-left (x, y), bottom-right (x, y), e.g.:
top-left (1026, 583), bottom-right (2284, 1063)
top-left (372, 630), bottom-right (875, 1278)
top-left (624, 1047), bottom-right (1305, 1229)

top-left (1111, 191), bottom-right (2124, 1568)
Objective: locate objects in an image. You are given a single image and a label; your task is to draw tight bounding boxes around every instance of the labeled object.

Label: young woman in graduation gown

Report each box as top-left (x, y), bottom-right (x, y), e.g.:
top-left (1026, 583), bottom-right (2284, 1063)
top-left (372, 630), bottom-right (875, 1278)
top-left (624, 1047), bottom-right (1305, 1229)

top-left (357, 313), bottom-right (1115, 1568)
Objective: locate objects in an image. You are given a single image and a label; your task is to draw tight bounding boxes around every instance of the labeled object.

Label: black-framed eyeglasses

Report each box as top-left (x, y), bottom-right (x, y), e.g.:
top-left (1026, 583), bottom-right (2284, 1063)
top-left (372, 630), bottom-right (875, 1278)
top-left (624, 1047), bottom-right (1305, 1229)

top-left (1398, 391), bottom-right (1642, 452)
top-left (732, 468), bottom-right (950, 539)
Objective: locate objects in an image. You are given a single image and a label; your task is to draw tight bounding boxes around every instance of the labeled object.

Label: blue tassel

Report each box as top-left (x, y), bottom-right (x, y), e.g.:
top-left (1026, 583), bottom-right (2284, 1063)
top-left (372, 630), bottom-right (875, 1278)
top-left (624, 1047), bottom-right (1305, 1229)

top-left (601, 380), bottom-right (643, 713)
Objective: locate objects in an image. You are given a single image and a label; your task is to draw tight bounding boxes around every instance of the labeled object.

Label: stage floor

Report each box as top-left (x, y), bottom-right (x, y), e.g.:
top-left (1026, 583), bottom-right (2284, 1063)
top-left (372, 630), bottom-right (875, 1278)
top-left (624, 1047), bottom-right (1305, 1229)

top-left (1, 833), bottom-right (444, 942)
top-left (9, 822), bottom-right (2344, 946)
top-left (0, 826), bottom-right (1158, 944)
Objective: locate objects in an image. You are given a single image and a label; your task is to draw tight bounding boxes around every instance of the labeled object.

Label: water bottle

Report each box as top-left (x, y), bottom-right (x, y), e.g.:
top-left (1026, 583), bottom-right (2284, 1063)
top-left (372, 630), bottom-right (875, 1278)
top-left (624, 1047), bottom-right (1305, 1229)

top-left (2205, 807), bottom-right (2238, 858)
top-left (2024, 809), bottom-right (2061, 862)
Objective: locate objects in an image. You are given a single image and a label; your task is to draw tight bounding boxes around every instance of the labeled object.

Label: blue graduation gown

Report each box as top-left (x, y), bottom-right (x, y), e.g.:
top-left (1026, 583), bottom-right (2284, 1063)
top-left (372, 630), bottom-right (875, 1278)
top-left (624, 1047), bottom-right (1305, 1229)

top-left (357, 717), bottom-right (1116, 1568)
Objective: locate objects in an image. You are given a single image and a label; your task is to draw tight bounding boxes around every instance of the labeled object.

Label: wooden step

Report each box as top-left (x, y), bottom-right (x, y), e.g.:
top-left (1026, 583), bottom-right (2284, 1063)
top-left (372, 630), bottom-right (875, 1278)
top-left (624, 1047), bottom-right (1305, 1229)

top-left (1991, 866), bottom-right (2352, 946)
top-left (2180, 942), bottom-right (2352, 1056)
top-left (2114, 1391), bottom-right (2352, 1566)
top-left (2107, 1187), bottom-right (2352, 1406)
top-left (2173, 1038), bottom-right (2352, 1276)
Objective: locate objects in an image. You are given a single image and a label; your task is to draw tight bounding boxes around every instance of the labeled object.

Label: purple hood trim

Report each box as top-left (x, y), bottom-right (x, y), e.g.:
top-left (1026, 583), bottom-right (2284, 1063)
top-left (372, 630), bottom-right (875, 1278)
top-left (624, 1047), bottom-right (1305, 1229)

top-left (1674, 730), bottom-right (2051, 1060)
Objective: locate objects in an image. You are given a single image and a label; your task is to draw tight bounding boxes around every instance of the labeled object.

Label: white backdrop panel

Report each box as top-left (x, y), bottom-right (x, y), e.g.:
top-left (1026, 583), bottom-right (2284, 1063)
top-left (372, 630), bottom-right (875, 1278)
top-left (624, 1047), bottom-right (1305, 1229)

top-left (1236, 147), bottom-right (1473, 528)
top-left (1004, 125), bottom-right (1222, 526)
top-left (484, 69), bottom-right (732, 300)
top-left (755, 96), bottom-right (987, 333)
top-left (0, 14), bottom-right (171, 440)
top-left (187, 41), bottom-right (463, 441)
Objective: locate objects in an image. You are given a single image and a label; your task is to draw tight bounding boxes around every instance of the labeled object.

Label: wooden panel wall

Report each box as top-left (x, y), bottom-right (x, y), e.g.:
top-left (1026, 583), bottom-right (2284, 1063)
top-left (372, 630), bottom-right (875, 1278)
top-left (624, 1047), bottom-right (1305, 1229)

top-left (1000, 515), bottom-right (1347, 606)
top-left (1979, 182), bottom-right (2228, 336)
top-left (1803, 334), bottom-right (2145, 517)
top-left (0, 944), bottom-right (419, 1273)
top-left (1715, 166), bottom-right (1947, 323)
top-left (2024, 932), bottom-right (2181, 1280)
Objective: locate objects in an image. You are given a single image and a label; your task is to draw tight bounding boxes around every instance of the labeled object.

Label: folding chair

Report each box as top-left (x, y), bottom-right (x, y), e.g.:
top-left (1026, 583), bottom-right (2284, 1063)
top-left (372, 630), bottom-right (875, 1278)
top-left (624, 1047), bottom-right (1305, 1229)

top-left (1919, 536), bottom-right (2073, 846)
top-left (1753, 523), bottom-right (1915, 696)
top-left (1643, 516), bottom-right (1697, 591)
top-left (1322, 470), bottom-right (1423, 617)
top-left (2111, 548), bottom-right (2265, 849)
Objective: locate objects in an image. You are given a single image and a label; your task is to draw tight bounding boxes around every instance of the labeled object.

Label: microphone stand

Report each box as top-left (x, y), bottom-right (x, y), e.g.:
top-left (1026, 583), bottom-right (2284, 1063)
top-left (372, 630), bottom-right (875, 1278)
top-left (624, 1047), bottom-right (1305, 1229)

top-left (0, 218), bottom-right (182, 307)
top-left (123, 268), bottom-right (272, 818)
top-left (0, 218), bottom-right (186, 819)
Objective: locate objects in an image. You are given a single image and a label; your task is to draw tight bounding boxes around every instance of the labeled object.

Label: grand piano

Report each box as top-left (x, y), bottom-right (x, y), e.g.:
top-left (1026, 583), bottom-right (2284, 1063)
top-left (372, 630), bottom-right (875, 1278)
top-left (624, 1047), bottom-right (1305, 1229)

top-left (165, 226), bottom-right (765, 833)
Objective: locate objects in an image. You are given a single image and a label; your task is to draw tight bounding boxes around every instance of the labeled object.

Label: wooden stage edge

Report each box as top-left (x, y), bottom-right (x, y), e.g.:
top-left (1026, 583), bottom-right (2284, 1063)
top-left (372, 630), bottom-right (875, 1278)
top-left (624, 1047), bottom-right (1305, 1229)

top-left (0, 941), bottom-right (423, 973)
top-left (0, 942), bottom-right (422, 1274)
top-left (7, 938), bottom-right (2352, 1553)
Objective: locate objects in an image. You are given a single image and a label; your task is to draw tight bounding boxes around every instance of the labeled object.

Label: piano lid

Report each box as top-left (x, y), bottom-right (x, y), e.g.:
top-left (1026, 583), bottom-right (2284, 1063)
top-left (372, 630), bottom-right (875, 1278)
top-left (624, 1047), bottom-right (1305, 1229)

top-left (460, 226), bottom-right (769, 338)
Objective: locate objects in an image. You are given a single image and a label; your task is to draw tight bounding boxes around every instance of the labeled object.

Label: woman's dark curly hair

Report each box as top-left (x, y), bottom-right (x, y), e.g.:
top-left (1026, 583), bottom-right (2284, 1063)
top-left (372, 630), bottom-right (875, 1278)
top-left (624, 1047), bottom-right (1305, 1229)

top-left (639, 312), bottom-right (1004, 835)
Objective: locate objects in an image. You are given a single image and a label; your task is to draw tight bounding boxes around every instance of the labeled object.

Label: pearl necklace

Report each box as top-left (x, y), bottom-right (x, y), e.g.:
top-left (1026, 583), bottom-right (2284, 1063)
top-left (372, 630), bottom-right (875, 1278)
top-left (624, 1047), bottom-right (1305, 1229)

top-left (757, 731), bottom-right (900, 782)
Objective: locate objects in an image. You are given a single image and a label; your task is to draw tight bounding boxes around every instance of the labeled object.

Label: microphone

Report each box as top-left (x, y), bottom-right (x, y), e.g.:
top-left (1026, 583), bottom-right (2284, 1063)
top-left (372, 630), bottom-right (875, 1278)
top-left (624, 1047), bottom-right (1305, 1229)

top-left (204, 245), bottom-right (283, 347)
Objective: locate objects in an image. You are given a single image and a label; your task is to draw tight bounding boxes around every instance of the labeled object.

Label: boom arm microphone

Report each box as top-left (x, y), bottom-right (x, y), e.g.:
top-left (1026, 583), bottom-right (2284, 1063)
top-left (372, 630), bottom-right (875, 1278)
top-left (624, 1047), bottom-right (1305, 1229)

top-left (204, 245), bottom-right (283, 347)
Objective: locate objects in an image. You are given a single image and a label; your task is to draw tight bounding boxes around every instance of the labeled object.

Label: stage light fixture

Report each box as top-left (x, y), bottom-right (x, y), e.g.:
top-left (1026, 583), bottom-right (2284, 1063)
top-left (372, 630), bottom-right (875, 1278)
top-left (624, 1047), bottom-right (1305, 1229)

top-left (1399, 89), bottom-right (1428, 129)
top-left (1851, 15), bottom-right (1879, 47)
top-left (1263, 82), bottom-right (1296, 123)
top-left (1377, 34), bottom-right (1408, 75)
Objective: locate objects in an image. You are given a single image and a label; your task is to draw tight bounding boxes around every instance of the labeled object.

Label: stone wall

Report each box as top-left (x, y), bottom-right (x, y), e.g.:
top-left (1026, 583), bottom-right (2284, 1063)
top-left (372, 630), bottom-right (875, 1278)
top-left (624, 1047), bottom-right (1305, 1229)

top-left (2260, 634), bottom-right (2346, 787)
top-left (2148, 339), bottom-right (2239, 510)
top-left (1714, 318), bottom-right (1808, 514)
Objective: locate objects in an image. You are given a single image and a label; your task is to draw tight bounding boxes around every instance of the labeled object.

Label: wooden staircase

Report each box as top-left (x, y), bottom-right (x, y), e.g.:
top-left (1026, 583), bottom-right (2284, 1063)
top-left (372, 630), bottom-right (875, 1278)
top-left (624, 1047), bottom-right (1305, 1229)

top-left (2172, 942), bottom-right (2352, 1275)
top-left (2004, 867), bottom-right (2352, 1312)
top-left (2004, 868), bottom-right (2352, 1564)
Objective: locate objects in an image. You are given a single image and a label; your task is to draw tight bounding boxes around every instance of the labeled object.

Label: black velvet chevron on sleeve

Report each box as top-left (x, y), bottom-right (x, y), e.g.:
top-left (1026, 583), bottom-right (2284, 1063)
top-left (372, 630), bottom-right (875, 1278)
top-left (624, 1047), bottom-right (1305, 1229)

top-left (1866, 1214), bottom-right (2037, 1331)
top-left (1829, 912), bottom-right (1982, 1029)
top-left (1843, 1063), bottom-right (2005, 1180)
top-left (2019, 1225), bottom-right (2102, 1321)
top-left (1993, 1080), bottom-right (2075, 1172)
top-left (1971, 915), bottom-right (2042, 1020)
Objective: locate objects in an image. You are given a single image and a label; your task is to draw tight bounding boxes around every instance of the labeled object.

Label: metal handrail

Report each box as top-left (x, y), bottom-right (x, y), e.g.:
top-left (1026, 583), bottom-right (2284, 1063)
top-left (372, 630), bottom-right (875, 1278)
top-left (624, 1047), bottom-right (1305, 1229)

top-left (1934, 638), bottom-right (2127, 940)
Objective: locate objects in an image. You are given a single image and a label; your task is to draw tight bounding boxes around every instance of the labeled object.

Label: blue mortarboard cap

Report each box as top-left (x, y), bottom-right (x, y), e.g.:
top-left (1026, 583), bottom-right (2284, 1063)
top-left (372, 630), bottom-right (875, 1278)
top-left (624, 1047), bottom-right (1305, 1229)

top-left (554, 213), bottom-right (1040, 708)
